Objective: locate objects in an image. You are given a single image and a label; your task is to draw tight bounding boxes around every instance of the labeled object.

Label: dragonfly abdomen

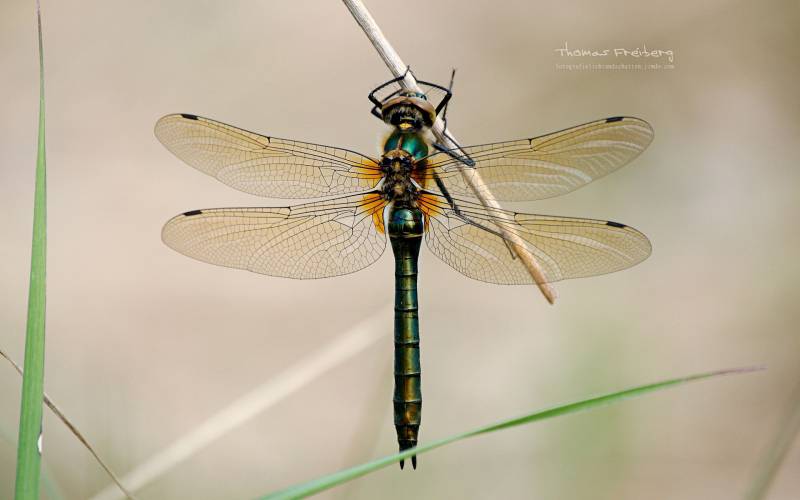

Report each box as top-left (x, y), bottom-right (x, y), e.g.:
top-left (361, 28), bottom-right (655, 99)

top-left (388, 205), bottom-right (424, 469)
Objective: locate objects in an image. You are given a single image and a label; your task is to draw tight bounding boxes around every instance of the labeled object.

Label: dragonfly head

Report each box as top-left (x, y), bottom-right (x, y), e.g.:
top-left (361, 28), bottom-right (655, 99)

top-left (381, 91), bottom-right (436, 132)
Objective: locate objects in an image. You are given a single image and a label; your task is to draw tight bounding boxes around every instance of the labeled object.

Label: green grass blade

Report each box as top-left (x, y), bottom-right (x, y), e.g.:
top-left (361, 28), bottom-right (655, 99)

top-left (260, 367), bottom-right (761, 500)
top-left (2, 427), bottom-right (64, 500)
top-left (2, 348), bottom-right (137, 499)
top-left (15, 1), bottom-right (48, 498)
top-left (744, 380), bottom-right (800, 500)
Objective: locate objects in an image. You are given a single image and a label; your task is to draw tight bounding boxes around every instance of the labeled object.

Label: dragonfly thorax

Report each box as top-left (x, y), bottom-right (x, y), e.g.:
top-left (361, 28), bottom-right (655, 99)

top-left (380, 149), bottom-right (419, 205)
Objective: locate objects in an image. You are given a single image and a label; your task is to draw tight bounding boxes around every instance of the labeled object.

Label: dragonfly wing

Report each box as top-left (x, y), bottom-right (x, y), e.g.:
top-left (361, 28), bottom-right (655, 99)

top-left (155, 114), bottom-right (383, 198)
top-left (420, 117), bottom-right (653, 201)
top-left (162, 193), bottom-right (388, 279)
top-left (418, 194), bottom-right (651, 285)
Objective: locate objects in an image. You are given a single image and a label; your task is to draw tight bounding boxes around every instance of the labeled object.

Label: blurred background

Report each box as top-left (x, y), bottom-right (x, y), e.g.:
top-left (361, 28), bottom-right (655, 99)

top-left (1, 0), bottom-right (799, 498)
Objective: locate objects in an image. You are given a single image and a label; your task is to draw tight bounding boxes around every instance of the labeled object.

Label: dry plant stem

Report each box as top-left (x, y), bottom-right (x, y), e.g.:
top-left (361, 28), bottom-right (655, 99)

top-left (1, 348), bottom-right (137, 499)
top-left (342, 0), bottom-right (557, 304)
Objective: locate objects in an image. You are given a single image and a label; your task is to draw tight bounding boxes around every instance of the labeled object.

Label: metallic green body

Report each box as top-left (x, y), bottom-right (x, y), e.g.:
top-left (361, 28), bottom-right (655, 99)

top-left (383, 129), bottom-right (429, 160)
top-left (388, 205), bottom-right (423, 469)
top-left (382, 128), bottom-right (428, 469)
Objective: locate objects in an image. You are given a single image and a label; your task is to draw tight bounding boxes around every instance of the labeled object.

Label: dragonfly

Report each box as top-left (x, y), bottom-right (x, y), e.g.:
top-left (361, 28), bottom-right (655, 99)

top-left (156, 74), bottom-right (653, 469)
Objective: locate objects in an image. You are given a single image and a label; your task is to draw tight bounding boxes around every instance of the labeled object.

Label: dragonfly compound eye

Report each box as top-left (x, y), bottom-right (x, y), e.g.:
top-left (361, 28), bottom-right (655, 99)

top-left (399, 90), bottom-right (427, 100)
top-left (381, 96), bottom-right (436, 131)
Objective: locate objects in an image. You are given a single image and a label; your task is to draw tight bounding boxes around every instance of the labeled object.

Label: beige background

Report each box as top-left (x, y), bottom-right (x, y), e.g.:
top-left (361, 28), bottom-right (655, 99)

top-left (1, 0), bottom-right (799, 498)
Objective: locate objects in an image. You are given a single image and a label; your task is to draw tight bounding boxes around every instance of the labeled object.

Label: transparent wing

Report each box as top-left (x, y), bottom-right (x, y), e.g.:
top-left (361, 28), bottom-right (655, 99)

top-left (420, 117), bottom-right (653, 201)
top-left (155, 114), bottom-right (383, 199)
top-left (162, 193), bottom-right (388, 279)
top-left (418, 193), bottom-right (651, 285)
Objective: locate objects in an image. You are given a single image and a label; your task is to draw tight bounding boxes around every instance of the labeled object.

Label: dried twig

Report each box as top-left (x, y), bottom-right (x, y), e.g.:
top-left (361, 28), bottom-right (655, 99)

top-left (342, 0), bottom-right (557, 304)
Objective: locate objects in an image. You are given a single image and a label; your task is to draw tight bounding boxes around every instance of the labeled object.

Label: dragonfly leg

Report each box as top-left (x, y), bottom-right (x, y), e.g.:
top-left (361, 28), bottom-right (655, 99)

top-left (367, 67), bottom-right (413, 121)
top-left (432, 140), bottom-right (475, 168)
top-left (432, 69), bottom-right (476, 167)
top-left (432, 68), bottom-right (455, 117)
top-left (431, 173), bottom-right (518, 259)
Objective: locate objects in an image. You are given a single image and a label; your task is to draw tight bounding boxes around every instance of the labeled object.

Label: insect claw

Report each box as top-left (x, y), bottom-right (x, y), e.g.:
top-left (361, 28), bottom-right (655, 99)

top-left (412, 455), bottom-right (417, 469)
top-left (399, 459), bottom-right (405, 470)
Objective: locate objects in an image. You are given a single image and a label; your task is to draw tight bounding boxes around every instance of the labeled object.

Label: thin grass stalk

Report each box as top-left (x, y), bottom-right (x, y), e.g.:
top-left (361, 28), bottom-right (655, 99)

top-left (15, 1), bottom-right (48, 498)
top-left (2, 427), bottom-right (64, 500)
top-left (2, 348), bottom-right (137, 498)
top-left (260, 367), bottom-right (761, 499)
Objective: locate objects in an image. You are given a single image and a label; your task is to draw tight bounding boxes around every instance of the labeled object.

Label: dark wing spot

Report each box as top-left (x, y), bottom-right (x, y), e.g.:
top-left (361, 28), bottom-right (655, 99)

top-left (180, 113), bottom-right (199, 121)
top-left (183, 209), bottom-right (203, 216)
top-left (606, 220), bottom-right (626, 228)
top-left (605, 116), bottom-right (624, 123)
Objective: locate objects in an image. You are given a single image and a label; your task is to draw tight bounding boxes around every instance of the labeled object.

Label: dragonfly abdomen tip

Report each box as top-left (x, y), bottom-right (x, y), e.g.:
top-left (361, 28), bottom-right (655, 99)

top-left (398, 455), bottom-right (418, 470)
